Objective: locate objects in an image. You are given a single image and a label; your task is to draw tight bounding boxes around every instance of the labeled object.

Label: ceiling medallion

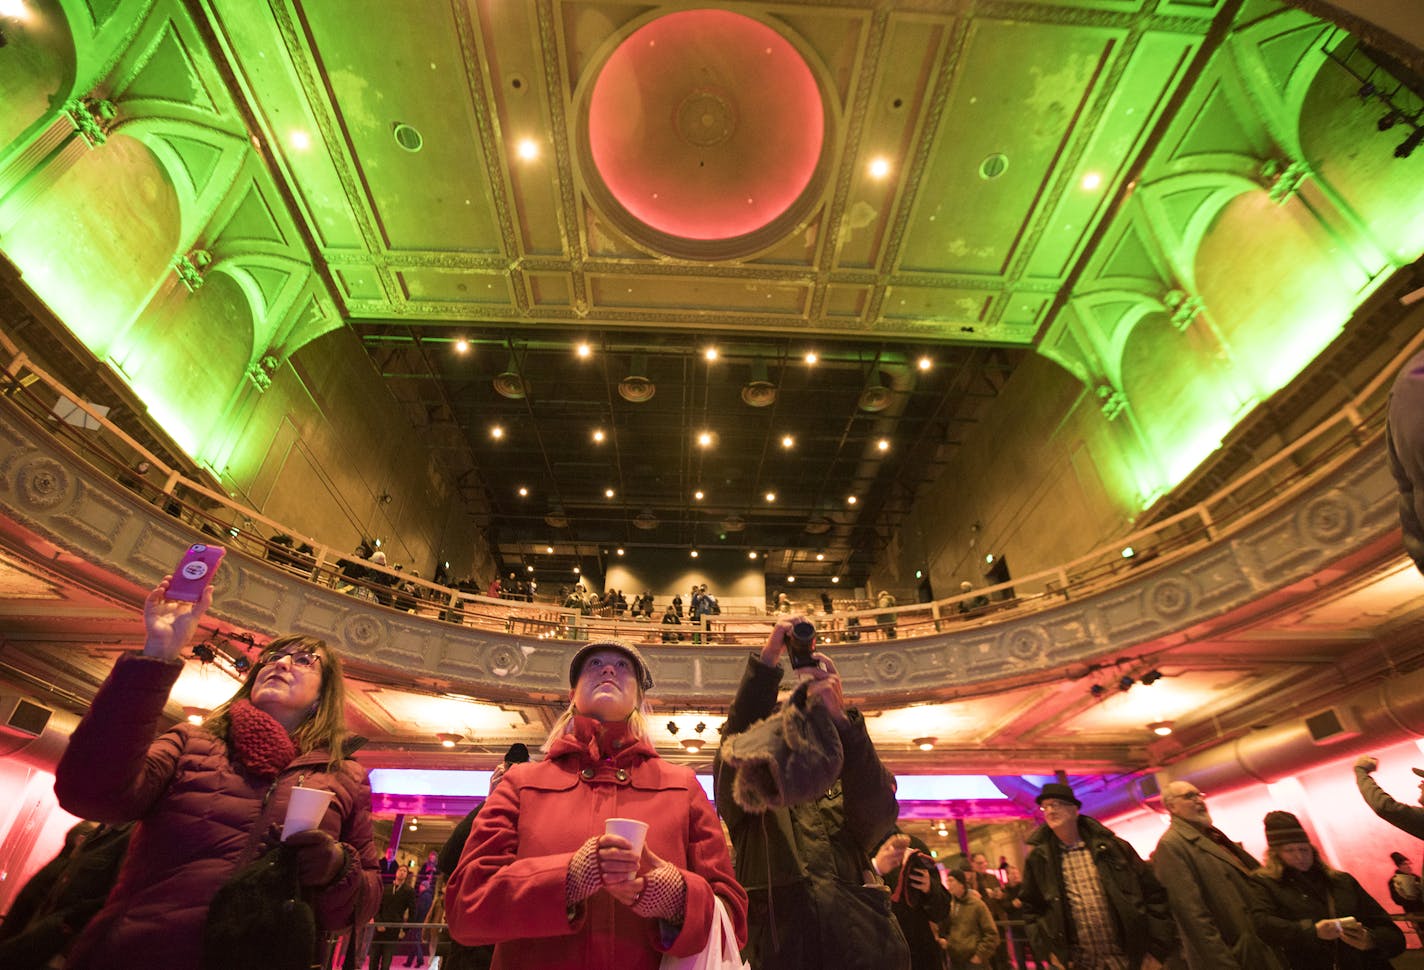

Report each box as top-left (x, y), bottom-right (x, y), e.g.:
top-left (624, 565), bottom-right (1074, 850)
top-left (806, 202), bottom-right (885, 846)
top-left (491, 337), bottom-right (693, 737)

top-left (580, 9), bottom-right (831, 260)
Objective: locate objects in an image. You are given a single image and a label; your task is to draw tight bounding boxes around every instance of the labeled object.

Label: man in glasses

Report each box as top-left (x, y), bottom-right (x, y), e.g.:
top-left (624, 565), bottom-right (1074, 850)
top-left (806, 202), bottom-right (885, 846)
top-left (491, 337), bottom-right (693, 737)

top-left (1152, 781), bottom-right (1280, 970)
top-left (1018, 782), bottom-right (1176, 970)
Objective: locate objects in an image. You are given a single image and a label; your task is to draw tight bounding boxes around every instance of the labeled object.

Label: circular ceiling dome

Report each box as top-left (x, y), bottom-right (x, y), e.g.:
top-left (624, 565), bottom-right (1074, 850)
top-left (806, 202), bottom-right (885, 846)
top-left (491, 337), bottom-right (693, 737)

top-left (585, 10), bottom-right (826, 252)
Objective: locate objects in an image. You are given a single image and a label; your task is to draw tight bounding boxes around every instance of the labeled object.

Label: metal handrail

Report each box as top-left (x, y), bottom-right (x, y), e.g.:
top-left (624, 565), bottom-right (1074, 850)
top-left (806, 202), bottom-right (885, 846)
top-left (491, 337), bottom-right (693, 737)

top-left (1, 322), bottom-right (1417, 649)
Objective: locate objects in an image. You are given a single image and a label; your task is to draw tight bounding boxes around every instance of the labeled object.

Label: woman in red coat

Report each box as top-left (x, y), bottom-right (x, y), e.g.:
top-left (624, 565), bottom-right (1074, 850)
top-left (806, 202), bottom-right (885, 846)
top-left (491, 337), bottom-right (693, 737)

top-left (446, 639), bottom-right (748, 970)
top-left (54, 576), bottom-right (381, 970)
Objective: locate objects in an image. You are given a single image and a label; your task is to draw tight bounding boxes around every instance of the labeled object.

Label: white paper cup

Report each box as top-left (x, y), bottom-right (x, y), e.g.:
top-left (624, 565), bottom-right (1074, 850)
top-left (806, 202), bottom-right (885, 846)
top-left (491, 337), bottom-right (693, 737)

top-left (282, 786), bottom-right (334, 841)
top-left (604, 817), bottom-right (649, 857)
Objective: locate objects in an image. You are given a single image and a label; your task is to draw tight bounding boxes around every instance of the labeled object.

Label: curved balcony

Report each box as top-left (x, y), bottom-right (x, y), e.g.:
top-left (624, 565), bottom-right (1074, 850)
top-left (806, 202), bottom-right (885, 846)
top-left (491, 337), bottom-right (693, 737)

top-left (0, 329), bottom-right (1412, 709)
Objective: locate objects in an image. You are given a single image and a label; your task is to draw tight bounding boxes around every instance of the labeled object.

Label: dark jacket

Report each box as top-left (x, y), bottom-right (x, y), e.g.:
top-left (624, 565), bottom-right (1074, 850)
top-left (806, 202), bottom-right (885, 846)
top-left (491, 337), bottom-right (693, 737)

top-left (53, 653), bottom-right (381, 970)
top-left (1354, 765), bottom-right (1424, 839)
top-left (714, 654), bottom-right (906, 970)
top-left (884, 856), bottom-right (953, 970)
top-left (438, 800), bottom-right (494, 970)
top-left (374, 883), bottom-right (416, 940)
top-left (1018, 815), bottom-right (1177, 970)
top-left (1151, 816), bottom-right (1281, 970)
top-left (1248, 863), bottom-right (1405, 970)
top-left (0, 822), bottom-right (133, 970)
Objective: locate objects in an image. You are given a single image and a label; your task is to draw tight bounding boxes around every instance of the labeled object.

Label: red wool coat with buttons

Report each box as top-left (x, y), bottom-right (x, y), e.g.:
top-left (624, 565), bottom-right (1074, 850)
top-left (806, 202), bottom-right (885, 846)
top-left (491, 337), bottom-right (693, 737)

top-left (53, 653), bottom-right (381, 970)
top-left (445, 718), bottom-right (748, 970)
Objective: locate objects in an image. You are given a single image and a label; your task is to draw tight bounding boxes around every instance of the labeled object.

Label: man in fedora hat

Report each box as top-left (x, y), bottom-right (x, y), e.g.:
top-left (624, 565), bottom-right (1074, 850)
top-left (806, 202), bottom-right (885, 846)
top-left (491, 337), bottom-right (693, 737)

top-left (1354, 755), bottom-right (1424, 839)
top-left (1018, 782), bottom-right (1176, 970)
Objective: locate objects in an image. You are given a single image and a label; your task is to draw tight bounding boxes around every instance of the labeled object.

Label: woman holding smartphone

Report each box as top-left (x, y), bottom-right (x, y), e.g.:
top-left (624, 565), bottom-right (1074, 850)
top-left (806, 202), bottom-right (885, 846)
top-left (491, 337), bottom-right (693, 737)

top-left (53, 572), bottom-right (381, 970)
top-left (1248, 811), bottom-right (1404, 970)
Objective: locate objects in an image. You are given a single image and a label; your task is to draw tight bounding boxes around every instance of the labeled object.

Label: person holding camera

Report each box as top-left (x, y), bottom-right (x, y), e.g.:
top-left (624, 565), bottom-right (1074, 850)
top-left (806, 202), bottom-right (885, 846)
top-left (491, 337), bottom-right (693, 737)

top-left (1247, 811), bottom-right (1404, 970)
top-left (873, 832), bottom-right (952, 970)
top-left (714, 616), bottom-right (909, 970)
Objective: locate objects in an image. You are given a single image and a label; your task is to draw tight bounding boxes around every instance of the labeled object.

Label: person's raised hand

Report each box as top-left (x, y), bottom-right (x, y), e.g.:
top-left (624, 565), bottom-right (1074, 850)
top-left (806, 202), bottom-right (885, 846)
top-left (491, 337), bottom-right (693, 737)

top-left (801, 655), bottom-right (848, 725)
top-left (1355, 755), bottom-right (1379, 773)
top-left (142, 578), bottom-right (213, 661)
top-left (759, 617), bottom-right (796, 669)
top-left (285, 828), bottom-right (347, 887)
top-left (873, 834), bottom-right (910, 876)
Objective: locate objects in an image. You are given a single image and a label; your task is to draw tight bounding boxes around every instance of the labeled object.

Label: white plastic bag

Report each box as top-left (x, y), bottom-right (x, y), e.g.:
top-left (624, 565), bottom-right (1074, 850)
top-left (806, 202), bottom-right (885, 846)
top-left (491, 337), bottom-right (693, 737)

top-left (659, 894), bottom-right (748, 970)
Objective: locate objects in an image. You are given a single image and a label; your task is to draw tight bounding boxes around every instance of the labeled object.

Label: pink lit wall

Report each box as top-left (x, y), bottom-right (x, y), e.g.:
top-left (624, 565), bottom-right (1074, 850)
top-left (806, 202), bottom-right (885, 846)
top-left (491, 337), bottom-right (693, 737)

top-left (0, 759), bottom-right (80, 916)
top-left (1102, 736), bottom-right (1424, 915)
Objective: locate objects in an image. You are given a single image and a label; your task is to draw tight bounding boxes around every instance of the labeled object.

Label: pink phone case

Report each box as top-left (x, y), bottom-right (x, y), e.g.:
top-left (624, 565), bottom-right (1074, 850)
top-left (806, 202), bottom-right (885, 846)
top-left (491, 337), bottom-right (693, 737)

top-left (167, 543), bottom-right (225, 602)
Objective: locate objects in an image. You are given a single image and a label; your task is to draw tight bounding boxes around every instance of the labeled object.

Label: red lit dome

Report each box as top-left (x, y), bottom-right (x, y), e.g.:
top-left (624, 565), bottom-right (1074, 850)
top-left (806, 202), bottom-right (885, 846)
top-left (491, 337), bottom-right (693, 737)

top-left (586, 9), bottom-right (826, 246)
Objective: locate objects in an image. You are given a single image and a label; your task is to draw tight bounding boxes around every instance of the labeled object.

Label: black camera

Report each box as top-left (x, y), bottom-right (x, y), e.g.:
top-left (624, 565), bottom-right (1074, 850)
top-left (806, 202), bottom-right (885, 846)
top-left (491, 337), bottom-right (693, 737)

top-left (787, 619), bottom-right (819, 669)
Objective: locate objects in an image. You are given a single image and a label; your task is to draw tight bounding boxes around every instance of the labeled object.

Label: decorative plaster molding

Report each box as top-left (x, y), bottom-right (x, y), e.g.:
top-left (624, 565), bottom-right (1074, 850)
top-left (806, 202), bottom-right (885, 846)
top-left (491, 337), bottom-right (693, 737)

top-left (0, 395), bottom-right (1398, 707)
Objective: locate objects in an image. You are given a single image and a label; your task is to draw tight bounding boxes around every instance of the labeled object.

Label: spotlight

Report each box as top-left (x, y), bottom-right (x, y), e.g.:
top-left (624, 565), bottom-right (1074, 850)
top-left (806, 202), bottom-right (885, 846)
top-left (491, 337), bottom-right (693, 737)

top-left (192, 642), bottom-right (216, 664)
top-left (518, 486), bottom-right (528, 496)
top-left (1118, 675), bottom-right (1135, 692)
top-left (690, 550), bottom-right (699, 558)
top-left (454, 338), bottom-right (470, 353)
top-left (1140, 669), bottom-right (1163, 685)
top-left (1090, 684), bottom-right (1106, 698)
top-left (804, 351), bottom-right (818, 364)
top-left (232, 655), bottom-right (252, 674)
top-left (1396, 128), bottom-right (1424, 159)
top-left (666, 721), bottom-right (679, 734)
top-left (616, 548), bottom-right (625, 556)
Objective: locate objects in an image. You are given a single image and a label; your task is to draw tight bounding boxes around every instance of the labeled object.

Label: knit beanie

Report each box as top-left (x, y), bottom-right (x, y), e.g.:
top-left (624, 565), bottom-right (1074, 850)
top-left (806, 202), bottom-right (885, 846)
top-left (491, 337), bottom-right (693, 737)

top-left (1263, 810), bottom-right (1309, 846)
top-left (944, 868), bottom-right (967, 887)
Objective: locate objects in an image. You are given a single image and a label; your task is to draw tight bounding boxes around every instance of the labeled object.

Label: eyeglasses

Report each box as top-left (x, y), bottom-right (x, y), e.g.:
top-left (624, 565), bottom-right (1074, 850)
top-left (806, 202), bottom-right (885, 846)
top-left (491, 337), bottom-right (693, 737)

top-left (1039, 799), bottom-right (1076, 811)
top-left (260, 648), bottom-right (322, 668)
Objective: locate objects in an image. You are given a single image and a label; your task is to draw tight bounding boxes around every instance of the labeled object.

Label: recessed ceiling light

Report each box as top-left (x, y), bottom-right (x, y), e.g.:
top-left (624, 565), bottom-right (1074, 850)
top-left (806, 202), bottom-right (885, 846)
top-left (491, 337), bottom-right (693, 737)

top-left (576, 342), bottom-right (592, 358)
top-left (593, 429), bottom-right (605, 443)
top-left (914, 736), bottom-right (937, 751)
top-left (616, 548), bottom-right (625, 556)
top-left (1081, 171), bottom-right (1103, 190)
top-left (704, 348), bottom-right (719, 361)
top-left (437, 732), bottom-right (462, 748)
top-left (526, 564), bottom-right (533, 572)
top-left (573, 566), bottom-right (580, 574)
top-left (917, 355), bottom-right (932, 371)
top-left (847, 495), bottom-right (858, 505)
top-left (804, 351), bottom-right (818, 364)
top-left (787, 575), bottom-right (796, 583)
top-left (546, 546), bottom-right (553, 554)
top-left (490, 425), bottom-right (504, 439)
top-left (765, 491), bottom-right (776, 502)
top-left (781, 434), bottom-right (794, 448)
top-left (1150, 721), bottom-right (1174, 736)
top-left (518, 486), bottom-right (528, 497)
top-left (877, 438), bottom-right (890, 451)
top-left (831, 576), bottom-right (840, 583)
top-left (516, 138), bottom-right (539, 160)
top-left (748, 551), bottom-right (758, 559)
top-left (868, 156), bottom-right (891, 179)
top-left (698, 432), bottom-right (713, 447)
top-left (604, 488), bottom-right (615, 498)
top-left (454, 338), bottom-right (470, 354)
top-left (690, 550), bottom-right (699, 558)
top-left (815, 553), bottom-right (824, 561)
top-left (694, 489), bottom-right (705, 500)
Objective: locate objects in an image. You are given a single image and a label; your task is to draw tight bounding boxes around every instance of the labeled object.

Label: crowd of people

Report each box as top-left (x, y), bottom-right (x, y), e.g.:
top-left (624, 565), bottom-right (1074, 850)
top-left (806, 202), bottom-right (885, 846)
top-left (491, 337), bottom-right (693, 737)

top-left (6, 572), bottom-right (1423, 970)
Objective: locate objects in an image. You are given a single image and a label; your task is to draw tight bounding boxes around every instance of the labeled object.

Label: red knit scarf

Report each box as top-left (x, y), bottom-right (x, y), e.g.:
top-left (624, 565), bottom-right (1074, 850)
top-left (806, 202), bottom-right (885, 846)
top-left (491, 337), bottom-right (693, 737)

top-left (229, 699), bottom-right (298, 779)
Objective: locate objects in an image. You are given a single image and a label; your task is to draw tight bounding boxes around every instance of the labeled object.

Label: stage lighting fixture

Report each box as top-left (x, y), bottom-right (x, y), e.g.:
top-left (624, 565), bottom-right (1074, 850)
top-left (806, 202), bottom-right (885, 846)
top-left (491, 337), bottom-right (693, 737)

top-left (1090, 684), bottom-right (1106, 698)
top-left (1118, 675), bottom-right (1135, 692)
top-left (1141, 669), bottom-right (1163, 686)
top-left (1378, 111), bottom-right (1401, 131)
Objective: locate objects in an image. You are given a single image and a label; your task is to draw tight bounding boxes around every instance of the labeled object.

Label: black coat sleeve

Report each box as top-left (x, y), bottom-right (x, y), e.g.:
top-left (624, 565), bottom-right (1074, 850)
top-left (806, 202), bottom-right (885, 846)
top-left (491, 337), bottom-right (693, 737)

top-left (835, 709), bottom-right (900, 854)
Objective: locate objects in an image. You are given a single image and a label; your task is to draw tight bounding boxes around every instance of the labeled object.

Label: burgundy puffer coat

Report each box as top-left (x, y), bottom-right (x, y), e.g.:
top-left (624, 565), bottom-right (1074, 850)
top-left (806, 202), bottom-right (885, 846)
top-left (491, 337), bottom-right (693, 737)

top-left (446, 717), bottom-right (748, 970)
top-left (54, 653), bottom-right (381, 970)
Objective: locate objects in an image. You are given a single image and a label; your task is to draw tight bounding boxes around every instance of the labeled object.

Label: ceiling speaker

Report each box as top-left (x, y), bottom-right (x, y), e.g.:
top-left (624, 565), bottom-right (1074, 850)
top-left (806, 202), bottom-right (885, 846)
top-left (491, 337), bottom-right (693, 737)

top-left (493, 371), bottom-right (527, 399)
top-left (858, 385), bottom-right (892, 412)
top-left (619, 375), bottom-right (656, 402)
top-left (741, 381), bottom-right (776, 407)
top-left (633, 509), bottom-right (659, 531)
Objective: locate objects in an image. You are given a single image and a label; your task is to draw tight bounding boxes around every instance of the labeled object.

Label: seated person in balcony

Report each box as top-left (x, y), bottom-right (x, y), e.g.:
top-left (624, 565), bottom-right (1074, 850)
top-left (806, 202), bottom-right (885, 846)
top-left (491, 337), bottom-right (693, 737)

top-left (957, 581), bottom-right (990, 615)
top-left (53, 577), bottom-right (380, 970)
top-left (660, 603), bottom-right (682, 642)
top-left (336, 539), bottom-right (374, 587)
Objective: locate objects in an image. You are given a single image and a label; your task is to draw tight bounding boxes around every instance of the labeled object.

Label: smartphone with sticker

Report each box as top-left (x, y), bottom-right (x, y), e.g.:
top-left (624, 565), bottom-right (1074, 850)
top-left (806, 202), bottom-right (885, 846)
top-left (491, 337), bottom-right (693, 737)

top-left (168, 543), bottom-right (225, 602)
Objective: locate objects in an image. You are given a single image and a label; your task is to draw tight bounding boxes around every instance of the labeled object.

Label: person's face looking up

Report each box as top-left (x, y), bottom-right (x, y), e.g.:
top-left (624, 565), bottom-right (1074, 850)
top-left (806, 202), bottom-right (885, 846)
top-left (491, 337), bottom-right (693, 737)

top-left (250, 646), bottom-right (324, 726)
top-left (1040, 798), bottom-right (1079, 830)
top-left (572, 650), bottom-right (639, 722)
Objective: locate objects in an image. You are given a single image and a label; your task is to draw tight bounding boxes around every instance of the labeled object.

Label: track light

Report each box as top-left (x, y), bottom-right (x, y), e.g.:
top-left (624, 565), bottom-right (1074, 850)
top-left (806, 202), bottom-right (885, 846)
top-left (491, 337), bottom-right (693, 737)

top-left (1118, 675), bottom-right (1135, 692)
top-left (1090, 684), bottom-right (1106, 698)
top-left (1140, 669), bottom-right (1163, 686)
top-left (1379, 111), bottom-right (1402, 131)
